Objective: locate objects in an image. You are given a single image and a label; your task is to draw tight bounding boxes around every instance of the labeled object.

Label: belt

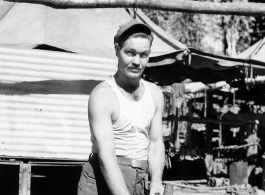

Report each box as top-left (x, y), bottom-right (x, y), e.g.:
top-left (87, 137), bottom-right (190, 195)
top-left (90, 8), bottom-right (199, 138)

top-left (90, 153), bottom-right (148, 171)
top-left (116, 156), bottom-right (148, 171)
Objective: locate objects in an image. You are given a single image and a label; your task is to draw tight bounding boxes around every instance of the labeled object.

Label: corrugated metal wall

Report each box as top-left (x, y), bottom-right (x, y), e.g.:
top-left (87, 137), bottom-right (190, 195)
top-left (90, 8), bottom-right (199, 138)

top-left (0, 47), bottom-right (117, 161)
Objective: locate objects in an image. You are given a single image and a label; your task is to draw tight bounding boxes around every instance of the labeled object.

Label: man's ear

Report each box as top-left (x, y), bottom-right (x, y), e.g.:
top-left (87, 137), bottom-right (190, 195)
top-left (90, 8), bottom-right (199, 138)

top-left (114, 43), bottom-right (120, 57)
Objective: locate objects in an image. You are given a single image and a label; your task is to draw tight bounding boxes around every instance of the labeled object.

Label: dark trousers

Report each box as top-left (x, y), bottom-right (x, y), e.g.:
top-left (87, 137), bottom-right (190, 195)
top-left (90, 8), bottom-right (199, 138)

top-left (78, 154), bottom-right (148, 195)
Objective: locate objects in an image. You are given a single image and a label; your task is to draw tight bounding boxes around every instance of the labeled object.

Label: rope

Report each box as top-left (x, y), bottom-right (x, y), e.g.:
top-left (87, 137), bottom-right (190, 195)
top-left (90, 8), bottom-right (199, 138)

top-left (133, 0), bottom-right (138, 19)
top-left (246, 37), bottom-right (265, 60)
top-left (213, 142), bottom-right (261, 150)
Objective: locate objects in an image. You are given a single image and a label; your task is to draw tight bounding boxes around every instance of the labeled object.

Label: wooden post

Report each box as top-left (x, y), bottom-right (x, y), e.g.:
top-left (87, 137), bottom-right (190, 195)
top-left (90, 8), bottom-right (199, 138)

top-left (185, 100), bottom-right (193, 148)
top-left (19, 163), bottom-right (31, 195)
top-left (205, 123), bottom-right (213, 154)
top-left (263, 155), bottom-right (265, 190)
top-left (172, 107), bottom-right (179, 148)
top-left (5, 0), bottom-right (265, 16)
top-left (205, 90), bottom-right (213, 154)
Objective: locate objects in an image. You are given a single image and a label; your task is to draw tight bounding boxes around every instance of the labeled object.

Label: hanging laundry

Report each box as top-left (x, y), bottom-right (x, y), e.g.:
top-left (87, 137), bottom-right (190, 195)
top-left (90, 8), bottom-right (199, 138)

top-left (171, 83), bottom-right (185, 116)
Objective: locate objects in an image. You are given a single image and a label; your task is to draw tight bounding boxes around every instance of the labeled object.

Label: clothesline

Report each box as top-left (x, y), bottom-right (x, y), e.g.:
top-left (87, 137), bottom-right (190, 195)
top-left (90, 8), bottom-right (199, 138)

top-left (162, 182), bottom-right (257, 195)
top-left (213, 142), bottom-right (261, 151)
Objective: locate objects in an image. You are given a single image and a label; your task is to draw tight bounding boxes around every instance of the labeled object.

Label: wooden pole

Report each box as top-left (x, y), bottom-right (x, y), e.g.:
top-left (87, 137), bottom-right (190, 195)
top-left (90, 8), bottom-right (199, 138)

top-left (5, 0), bottom-right (265, 16)
top-left (19, 163), bottom-right (31, 195)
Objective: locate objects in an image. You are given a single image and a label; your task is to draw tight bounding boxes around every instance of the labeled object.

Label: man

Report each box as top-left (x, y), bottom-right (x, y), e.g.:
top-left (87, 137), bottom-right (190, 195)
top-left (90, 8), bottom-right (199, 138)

top-left (78, 19), bottom-right (165, 195)
top-left (246, 120), bottom-right (260, 179)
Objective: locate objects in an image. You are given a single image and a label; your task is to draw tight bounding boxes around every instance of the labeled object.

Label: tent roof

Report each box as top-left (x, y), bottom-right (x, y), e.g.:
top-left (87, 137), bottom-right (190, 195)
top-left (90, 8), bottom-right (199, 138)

top-left (144, 48), bottom-right (265, 86)
top-left (0, 1), bottom-right (14, 22)
top-left (0, 2), bottom-right (186, 58)
top-left (237, 38), bottom-right (265, 62)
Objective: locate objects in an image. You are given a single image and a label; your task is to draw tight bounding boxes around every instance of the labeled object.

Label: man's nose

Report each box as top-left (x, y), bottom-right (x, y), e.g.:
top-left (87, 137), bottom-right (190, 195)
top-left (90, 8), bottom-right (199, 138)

top-left (132, 55), bottom-right (141, 66)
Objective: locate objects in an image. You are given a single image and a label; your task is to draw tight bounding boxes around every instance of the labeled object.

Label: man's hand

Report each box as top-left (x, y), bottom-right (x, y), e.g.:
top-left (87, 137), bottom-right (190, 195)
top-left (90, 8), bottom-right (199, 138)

top-left (149, 181), bottom-right (164, 195)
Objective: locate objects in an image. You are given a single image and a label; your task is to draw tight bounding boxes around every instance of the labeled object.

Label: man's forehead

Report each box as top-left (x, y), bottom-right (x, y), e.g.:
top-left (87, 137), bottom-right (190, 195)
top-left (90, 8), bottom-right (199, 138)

top-left (122, 37), bottom-right (151, 49)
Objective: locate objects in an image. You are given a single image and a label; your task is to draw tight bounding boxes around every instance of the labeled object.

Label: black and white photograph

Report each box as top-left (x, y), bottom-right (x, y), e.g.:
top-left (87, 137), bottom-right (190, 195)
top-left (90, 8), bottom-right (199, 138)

top-left (0, 0), bottom-right (265, 195)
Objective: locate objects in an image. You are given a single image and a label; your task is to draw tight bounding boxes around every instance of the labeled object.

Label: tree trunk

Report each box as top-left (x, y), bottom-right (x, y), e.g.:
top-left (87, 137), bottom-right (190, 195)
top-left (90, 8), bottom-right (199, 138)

top-left (5, 0), bottom-right (265, 16)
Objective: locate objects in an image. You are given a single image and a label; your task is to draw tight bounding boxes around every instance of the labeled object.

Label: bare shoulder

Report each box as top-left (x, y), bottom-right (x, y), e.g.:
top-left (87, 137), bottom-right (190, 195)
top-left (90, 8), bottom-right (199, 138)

top-left (144, 80), bottom-right (164, 107)
top-left (144, 80), bottom-right (163, 98)
top-left (89, 81), bottom-right (116, 112)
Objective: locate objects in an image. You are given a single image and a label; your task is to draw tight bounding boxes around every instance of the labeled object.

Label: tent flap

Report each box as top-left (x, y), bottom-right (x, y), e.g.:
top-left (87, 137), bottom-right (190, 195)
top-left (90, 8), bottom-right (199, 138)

top-left (145, 48), bottom-right (265, 86)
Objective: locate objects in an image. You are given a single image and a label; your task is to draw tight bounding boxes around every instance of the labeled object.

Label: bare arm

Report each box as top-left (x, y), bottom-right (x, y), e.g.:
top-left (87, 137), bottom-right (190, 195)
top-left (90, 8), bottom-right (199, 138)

top-left (88, 83), bottom-right (130, 195)
top-left (148, 84), bottom-right (165, 195)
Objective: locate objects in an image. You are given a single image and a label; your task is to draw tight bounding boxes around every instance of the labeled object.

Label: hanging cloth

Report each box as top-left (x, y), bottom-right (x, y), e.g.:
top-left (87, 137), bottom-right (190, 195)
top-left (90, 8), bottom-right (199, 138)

top-left (171, 83), bottom-right (185, 115)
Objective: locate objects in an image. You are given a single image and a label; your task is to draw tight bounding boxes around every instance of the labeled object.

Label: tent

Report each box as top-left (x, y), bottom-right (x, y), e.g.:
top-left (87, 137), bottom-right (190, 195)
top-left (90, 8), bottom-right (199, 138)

top-left (230, 38), bottom-right (265, 105)
top-left (0, 1), bottom-right (14, 22)
top-left (237, 38), bottom-right (265, 62)
top-left (144, 48), bottom-right (265, 86)
top-left (0, 2), bottom-right (185, 58)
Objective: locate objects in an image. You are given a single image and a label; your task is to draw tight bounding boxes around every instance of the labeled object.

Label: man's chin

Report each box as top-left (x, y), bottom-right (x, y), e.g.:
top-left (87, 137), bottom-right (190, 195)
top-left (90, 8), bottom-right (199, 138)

top-left (127, 72), bottom-right (142, 79)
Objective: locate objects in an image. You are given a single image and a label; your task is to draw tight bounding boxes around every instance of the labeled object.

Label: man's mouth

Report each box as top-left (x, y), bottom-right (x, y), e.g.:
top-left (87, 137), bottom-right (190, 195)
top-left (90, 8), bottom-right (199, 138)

top-left (129, 68), bottom-right (141, 72)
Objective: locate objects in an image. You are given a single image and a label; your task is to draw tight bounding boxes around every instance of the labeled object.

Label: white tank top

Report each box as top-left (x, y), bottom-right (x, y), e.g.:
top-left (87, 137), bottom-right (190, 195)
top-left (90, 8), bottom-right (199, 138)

top-left (91, 78), bottom-right (155, 160)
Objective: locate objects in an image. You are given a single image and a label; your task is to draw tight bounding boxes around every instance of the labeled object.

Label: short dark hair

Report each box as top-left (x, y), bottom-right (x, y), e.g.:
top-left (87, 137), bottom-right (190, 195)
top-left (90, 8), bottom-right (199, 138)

top-left (116, 26), bottom-right (154, 48)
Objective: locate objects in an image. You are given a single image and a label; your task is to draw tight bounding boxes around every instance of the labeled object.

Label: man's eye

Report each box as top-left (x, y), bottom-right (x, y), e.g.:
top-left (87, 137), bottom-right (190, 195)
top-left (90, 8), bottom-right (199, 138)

top-left (127, 51), bottom-right (135, 56)
top-left (140, 54), bottom-right (149, 58)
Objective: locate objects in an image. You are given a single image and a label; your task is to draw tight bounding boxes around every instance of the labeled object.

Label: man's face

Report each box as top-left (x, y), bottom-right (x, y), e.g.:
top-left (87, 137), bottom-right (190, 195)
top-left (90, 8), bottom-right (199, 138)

top-left (115, 36), bottom-right (151, 79)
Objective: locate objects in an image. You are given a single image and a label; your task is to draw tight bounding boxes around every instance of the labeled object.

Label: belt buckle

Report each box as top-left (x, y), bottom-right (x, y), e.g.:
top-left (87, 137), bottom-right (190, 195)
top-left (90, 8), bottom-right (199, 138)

top-left (131, 159), bottom-right (140, 167)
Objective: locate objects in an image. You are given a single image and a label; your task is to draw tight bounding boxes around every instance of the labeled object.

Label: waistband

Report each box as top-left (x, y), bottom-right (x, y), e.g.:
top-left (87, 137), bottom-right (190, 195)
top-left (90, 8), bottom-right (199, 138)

top-left (90, 153), bottom-right (148, 171)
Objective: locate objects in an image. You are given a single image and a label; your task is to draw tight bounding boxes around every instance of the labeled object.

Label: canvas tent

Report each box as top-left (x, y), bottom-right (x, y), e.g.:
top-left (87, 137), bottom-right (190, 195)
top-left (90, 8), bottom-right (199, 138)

top-left (0, 1), bottom-right (14, 21)
top-left (0, 2), bottom-right (186, 58)
top-left (143, 23), bottom-right (265, 86)
top-left (144, 48), bottom-right (265, 86)
top-left (230, 38), bottom-right (265, 105)
top-left (237, 38), bottom-right (265, 62)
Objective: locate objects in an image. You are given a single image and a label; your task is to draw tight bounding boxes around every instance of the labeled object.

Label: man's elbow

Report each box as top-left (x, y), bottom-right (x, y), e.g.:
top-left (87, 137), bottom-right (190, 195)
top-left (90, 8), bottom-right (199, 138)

top-left (149, 139), bottom-right (165, 152)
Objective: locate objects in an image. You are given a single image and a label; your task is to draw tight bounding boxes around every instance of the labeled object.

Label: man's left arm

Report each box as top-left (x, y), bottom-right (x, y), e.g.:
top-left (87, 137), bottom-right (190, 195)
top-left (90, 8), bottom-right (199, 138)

top-left (148, 84), bottom-right (165, 195)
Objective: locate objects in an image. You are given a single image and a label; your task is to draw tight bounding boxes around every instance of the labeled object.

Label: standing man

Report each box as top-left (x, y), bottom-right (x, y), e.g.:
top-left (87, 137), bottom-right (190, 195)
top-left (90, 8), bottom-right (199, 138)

top-left (78, 19), bottom-right (165, 195)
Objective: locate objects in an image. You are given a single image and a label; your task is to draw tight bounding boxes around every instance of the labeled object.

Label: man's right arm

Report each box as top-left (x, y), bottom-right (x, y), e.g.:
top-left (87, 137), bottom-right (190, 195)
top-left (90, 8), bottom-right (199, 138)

top-left (88, 83), bottom-right (130, 195)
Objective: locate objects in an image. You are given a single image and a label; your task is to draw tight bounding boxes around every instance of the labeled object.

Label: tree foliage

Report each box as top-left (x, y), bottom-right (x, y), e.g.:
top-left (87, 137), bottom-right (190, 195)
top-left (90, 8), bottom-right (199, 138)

top-left (143, 0), bottom-right (265, 57)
